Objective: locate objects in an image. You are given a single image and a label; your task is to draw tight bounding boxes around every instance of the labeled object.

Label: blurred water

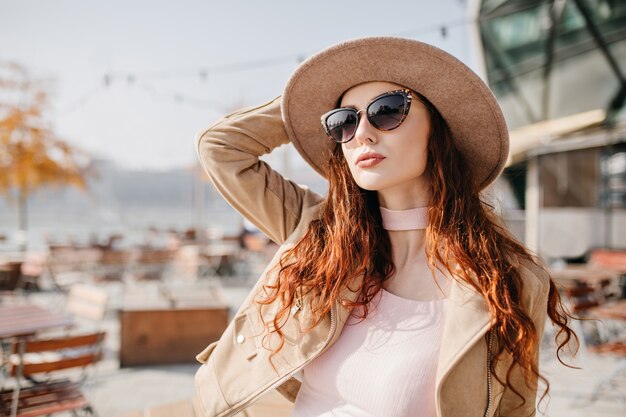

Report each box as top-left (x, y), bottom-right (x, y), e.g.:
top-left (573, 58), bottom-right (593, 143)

top-left (0, 206), bottom-right (242, 252)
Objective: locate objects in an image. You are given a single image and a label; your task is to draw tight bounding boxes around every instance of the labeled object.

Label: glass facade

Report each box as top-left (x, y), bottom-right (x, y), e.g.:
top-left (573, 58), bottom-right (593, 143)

top-left (541, 148), bottom-right (600, 207)
top-left (601, 143), bottom-right (626, 208)
top-left (479, 0), bottom-right (626, 129)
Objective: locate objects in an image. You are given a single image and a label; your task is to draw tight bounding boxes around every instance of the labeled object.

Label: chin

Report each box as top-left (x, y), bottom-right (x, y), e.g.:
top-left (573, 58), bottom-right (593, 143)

top-left (352, 173), bottom-right (428, 193)
top-left (353, 178), bottom-right (388, 191)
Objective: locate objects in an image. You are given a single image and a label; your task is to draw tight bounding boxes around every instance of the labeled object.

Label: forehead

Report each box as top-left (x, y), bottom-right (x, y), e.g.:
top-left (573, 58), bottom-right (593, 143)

top-left (339, 81), bottom-right (406, 107)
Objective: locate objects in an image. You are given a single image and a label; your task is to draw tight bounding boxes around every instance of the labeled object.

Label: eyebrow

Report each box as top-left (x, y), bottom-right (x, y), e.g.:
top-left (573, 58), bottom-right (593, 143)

top-left (339, 90), bottom-right (395, 110)
top-left (337, 92), bottom-right (364, 110)
top-left (339, 98), bottom-right (367, 110)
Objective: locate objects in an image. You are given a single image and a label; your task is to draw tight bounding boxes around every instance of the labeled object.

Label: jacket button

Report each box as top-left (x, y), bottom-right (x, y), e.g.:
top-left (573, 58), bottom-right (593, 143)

top-left (236, 334), bottom-right (245, 344)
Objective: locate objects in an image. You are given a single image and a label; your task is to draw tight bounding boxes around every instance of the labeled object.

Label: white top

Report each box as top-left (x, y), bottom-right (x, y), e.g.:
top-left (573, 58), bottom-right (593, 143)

top-left (290, 284), bottom-right (448, 417)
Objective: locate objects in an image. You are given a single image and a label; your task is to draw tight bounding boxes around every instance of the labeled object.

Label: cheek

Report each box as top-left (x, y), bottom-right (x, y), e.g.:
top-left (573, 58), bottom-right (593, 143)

top-left (341, 149), bottom-right (370, 185)
top-left (394, 135), bottom-right (429, 173)
top-left (341, 143), bottom-right (352, 156)
top-left (341, 147), bottom-right (355, 169)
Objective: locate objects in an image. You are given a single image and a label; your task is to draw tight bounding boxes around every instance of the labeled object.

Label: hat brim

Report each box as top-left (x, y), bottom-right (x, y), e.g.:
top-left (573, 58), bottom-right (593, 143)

top-left (281, 36), bottom-right (509, 191)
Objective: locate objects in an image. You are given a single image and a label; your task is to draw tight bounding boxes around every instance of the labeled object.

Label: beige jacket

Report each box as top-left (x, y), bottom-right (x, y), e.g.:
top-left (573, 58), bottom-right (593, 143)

top-left (194, 96), bottom-right (550, 417)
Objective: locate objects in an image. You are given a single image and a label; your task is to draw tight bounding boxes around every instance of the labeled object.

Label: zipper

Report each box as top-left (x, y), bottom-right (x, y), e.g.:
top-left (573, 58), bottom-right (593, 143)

top-left (483, 329), bottom-right (494, 417)
top-left (223, 298), bottom-right (337, 417)
top-left (290, 294), bottom-right (302, 316)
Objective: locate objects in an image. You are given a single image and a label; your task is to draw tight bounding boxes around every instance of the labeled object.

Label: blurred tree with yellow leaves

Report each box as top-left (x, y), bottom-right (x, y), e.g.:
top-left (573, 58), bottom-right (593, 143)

top-left (0, 62), bottom-right (94, 250)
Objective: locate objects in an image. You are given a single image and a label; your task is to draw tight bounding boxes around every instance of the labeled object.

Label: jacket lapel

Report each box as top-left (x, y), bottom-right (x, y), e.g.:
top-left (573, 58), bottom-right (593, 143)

top-left (435, 251), bottom-right (521, 390)
top-left (435, 277), bottom-right (492, 390)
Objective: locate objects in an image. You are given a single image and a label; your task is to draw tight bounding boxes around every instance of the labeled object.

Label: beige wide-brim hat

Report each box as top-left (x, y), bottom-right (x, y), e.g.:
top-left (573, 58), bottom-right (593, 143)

top-left (281, 36), bottom-right (509, 191)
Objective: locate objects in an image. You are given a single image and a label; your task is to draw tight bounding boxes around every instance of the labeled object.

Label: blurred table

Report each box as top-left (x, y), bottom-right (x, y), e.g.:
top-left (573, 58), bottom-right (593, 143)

top-left (119, 285), bottom-right (230, 367)
top-left (0, 304), bottom-right (74, 338)
top-left (590, 300), bottom-right (626, 321)
top-left (0, 304), bottom-right (74, 417)
top-left (549, 264), bottom-right (620, 287)
top-left (198, 243), bottom-right (240, 277)
top-left (549, 264), bottom-right (623, 314)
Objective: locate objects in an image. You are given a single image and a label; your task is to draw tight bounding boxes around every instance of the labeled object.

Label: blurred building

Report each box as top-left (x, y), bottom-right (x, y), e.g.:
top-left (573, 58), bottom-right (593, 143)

top-left (469, 0), bottom-right (626, 260)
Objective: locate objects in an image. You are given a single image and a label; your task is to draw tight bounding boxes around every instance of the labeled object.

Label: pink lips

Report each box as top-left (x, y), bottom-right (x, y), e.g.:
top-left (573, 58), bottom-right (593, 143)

top-left (356, 152), bottom-right (386, 168)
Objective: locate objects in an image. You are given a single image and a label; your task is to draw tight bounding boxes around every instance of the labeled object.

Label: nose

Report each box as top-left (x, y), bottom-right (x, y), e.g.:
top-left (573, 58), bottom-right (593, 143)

top-left (352, 110), bottom-right (378, 145)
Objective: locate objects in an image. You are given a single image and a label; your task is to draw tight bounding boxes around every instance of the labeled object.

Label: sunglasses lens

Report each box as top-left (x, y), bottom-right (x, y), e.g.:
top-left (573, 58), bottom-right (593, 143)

top-left (325, 110), bottom-right (358, 143)
top-left (367, 93), bottom-right (406, 130)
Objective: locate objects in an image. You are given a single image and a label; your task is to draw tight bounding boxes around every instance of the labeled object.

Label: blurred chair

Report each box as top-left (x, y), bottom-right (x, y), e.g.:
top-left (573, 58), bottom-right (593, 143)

top-left (130, 248), bottom-right (176, 281)
top-left (547, 278), bottom-right (604, 362)
top-left (94, 249), bottom-right (130, 282)
top-left (588, 248), bottom-right (626, 298)
top-left (39, 284), bottom-right (109, 338)
top-left (586, 300), bottom-right (626, 356)
top-left (1, 331), bottom-right (106, 417)
top-left (18, 253), bottom-right (47, 292)
top-left (46, 246), bottom-right (102, 291)
top-left (562, 280), bottom-right (602, 314)
top-left (66, 284), bottom-right (109, 326)
top-left (197, 243), bottom-right (241, 279)
top-left (0, 261), bottom-right (22, 292)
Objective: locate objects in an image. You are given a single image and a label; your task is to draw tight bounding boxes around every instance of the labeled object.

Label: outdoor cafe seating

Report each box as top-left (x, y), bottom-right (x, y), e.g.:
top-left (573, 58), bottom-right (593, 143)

top-left (0, 331), bottom-right (106, 417)
top-left (0, 262), bottom-right (22, 293)
top-left (549, 248), bottom-right (626, 356)
top-left (41, 244), bottom-right (176, 290)
top-left (0, 282), bottom-right (110, 417)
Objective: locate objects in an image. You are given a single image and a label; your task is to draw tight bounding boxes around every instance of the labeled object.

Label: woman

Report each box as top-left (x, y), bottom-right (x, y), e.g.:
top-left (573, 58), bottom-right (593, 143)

top-left (194, 37), bottom-right (578, 417)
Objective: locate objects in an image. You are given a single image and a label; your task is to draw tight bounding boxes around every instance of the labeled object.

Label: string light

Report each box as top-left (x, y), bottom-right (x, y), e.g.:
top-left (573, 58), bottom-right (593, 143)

top-left (63, 16), bottom-right (476, 112)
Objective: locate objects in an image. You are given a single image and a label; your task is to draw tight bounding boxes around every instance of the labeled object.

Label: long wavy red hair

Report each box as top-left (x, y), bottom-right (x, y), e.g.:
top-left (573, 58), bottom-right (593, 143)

top-left (255, 89), bottom-right (579, 412)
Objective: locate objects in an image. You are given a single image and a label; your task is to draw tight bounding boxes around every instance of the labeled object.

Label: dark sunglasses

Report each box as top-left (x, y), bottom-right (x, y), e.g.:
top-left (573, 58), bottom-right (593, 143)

top-left (320, 89), bottom-right (413, 144)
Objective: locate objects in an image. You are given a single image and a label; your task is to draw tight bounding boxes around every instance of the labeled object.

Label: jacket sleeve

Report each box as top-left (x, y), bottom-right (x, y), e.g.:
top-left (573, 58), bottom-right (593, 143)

top-left (195, 95), bottom-right (324, 245)
top-left (495, 266), bottom-right (550, 417)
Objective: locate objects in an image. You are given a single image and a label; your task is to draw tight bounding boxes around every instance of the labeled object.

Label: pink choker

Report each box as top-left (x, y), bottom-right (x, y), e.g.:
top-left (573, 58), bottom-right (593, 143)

top-left (379, 206), bottom-right (429, 230)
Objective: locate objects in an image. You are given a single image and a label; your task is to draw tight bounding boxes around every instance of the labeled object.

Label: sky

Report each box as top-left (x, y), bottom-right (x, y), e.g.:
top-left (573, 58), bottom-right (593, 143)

top-left (0, 0), bottom-right (476, 175)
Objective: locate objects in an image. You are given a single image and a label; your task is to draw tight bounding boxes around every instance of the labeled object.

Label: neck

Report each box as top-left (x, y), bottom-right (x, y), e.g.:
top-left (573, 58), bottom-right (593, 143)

top-left (375, 181), bottom-right (431, 215)
top-left (388, 229), bottom-right (428, 268)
